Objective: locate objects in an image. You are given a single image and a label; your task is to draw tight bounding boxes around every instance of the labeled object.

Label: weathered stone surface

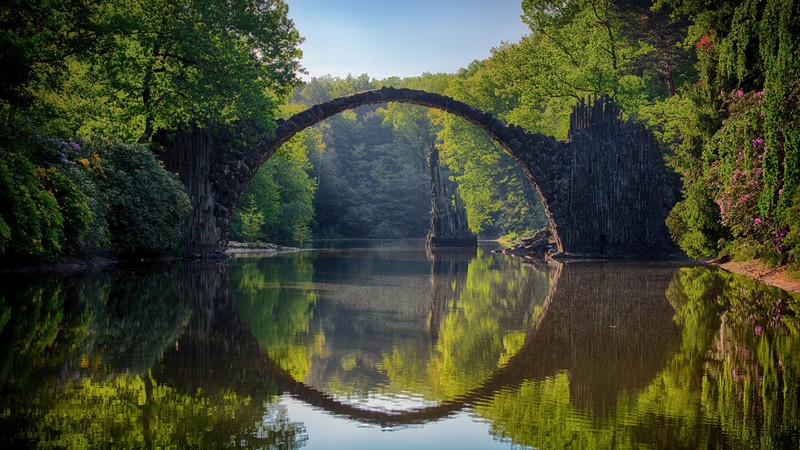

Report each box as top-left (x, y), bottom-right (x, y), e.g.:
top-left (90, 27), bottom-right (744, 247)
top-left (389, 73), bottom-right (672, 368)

top-left (426, 145), bottom-right (476, 248)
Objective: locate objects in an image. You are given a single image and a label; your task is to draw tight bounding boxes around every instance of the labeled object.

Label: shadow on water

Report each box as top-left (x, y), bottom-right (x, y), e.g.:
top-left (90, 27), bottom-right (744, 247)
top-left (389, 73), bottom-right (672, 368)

top-left (1, 246), bottom-right (799, 448)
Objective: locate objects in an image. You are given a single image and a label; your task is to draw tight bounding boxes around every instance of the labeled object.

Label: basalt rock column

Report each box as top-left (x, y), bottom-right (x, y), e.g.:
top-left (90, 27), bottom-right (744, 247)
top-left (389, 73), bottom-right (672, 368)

top-left (426, 146), bottom-right (477, 248)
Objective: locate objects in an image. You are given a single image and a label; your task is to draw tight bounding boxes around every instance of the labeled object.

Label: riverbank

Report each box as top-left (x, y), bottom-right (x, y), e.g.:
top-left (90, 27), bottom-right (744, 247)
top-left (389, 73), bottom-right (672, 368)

top-left (710, 258), bottom-right (800, 295)
top-left (225, 241), bottom-right (302, 255)
top-left (497, 232), bottom-right (800, 295)
top-left (0, 242), bottom-right (300, 273)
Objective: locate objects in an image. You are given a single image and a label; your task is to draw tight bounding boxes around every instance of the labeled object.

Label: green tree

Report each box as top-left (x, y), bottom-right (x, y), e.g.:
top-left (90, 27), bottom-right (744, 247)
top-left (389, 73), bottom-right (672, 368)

top-left (237, 197), bottom-right (266, 243)
top-left (648, 0), bottom-right (800, 262)
top-left (232, 127), bottom-right (318, 245)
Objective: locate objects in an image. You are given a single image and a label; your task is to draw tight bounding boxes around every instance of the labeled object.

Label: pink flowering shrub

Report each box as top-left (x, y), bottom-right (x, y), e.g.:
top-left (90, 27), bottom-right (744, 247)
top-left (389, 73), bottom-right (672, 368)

top-left (706, 88), bottom-right (791, 258)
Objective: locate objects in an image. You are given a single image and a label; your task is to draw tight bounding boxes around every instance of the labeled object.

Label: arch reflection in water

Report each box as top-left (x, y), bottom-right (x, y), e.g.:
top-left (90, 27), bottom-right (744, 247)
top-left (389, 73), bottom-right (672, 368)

top-left (231, 250), bottom-right (684, 428)
top-left (2, 245), bottom-right (799, 449)
top-left (230, 245), bottom-right (550, 413)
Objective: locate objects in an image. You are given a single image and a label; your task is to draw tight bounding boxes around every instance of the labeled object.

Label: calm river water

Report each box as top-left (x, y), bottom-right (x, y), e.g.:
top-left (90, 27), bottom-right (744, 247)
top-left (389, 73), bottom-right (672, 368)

top-left (1, 240), bottom-right (799, 449)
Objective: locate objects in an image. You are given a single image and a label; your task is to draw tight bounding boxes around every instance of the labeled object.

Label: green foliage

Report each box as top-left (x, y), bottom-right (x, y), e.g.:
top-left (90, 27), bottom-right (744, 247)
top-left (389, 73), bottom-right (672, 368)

top-left (705, 89), bottom-right (780, 257)
top-left (437, 112), bottom-right (546, 236)
top-left (34, 165), bottom-right (92, 256)
top-left (0, 130), bottom-right (191, 260)
top-left (0, 150), bottom-right (63, 259)
top-left (0, 217), bottom-right (9, 253)
top-left (0, 0), bottom-right (114, 110)
top-left (295, 76), bottom-right (431, 239)
top-left (1, 0), bottom-right (303, 261)
top-left (232, 131), bottom-right (317, 245)
top-left (666, 180), bottom-right (727, 258)
top-left (638, 0), bottom-right (800, 263)
top-left (294, 72), bottom-right (548, 240)
top-left (11, 0), bottom-right (304, 142)
top-left (238, 198), bottom-right (266, 243)
top-left (99, 144), bottom-right (190, 256)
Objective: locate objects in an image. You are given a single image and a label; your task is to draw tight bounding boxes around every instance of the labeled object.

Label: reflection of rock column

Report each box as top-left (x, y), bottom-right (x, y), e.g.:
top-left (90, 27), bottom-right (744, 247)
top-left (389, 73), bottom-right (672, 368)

top-left (426, 248), bottom-right (477, 341)
top-left (157, 262), bottom-right (260, 392)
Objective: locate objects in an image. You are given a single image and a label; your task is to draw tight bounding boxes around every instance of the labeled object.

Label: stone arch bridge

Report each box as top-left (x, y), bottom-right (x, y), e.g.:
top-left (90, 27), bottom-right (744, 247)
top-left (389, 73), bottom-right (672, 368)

top-left (204, 87), bottom-right (678, 258)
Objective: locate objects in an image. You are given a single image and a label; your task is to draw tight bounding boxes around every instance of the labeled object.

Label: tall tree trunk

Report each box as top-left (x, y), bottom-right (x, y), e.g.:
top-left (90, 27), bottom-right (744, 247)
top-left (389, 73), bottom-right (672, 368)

top-left (665, 61), bottom-right (676, 97)
top-left (156, 125), bottom-right (220, 257)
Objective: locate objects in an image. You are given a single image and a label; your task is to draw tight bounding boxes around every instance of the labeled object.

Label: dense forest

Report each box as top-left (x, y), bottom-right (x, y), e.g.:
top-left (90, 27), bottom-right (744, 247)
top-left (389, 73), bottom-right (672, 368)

top-left (1, 0), bottom-right (799, 265)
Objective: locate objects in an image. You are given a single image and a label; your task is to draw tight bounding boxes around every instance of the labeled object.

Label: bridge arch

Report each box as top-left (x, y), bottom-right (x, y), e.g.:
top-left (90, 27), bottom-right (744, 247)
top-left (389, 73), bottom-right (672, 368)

top-left (210, 89), bottom-right (678, 258)
top-left (213, 87), bottom-right (564, 251)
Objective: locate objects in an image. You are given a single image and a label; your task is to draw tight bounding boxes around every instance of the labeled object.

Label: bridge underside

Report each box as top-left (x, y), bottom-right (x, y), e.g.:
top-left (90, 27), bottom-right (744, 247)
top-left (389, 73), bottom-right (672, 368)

top-left (195, 89), bottom-right (678, 258)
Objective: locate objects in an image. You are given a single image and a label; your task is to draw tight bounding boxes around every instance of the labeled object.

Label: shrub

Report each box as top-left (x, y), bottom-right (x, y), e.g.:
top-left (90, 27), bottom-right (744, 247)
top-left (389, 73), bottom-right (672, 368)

top-left (666, 180), bottom-right (727, 259)
top-left (0, 151), bottom-right (64, 259)
top-left (98, 144), bottom-right (190, 256)
top-left (34, 166), bottom-right (92, 256)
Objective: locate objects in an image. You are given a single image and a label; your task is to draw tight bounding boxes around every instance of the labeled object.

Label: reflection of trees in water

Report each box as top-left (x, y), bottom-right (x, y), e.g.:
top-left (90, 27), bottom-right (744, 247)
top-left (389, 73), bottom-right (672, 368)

top-left (230, 254), bottom-right (322, 382)
top-left (243, 247), bottom-right (553, 403)
top-left (82, 265), bottom-right (191, 374)
top-left (4, 256), bottom-right (797, 448)
top-left (0, 265), bottom-right (190, 390)
top-left (0, 275), bottom-right (86, 395)
top-left (479, 264), bottom-right (800, 450)
top-left (667, 266), bottom-right (800, 449)
top-left (153, 261), bottom-right (308, 449)
top-left (424, 248), bottom-right (551, 398)
top-left (0, 264), bottom-right (307, 449)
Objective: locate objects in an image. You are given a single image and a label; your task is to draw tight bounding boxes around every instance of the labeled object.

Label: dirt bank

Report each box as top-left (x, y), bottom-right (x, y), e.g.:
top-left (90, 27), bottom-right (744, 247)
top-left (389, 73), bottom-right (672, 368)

top-left (711, 259), bottom-right (800, 295)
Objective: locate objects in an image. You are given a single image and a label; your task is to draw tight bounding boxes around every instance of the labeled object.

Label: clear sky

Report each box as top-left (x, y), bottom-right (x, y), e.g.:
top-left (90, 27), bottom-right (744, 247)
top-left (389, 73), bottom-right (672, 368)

top-left (285, 0), bottom-right (530, 80)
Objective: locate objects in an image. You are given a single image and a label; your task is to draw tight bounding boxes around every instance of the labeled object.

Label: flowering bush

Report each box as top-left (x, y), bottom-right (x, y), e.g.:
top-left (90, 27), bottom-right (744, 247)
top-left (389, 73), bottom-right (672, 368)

top-left (0, 128), bottom-right (189, 261)
top-left (702, 79), bottom-right (800, 262)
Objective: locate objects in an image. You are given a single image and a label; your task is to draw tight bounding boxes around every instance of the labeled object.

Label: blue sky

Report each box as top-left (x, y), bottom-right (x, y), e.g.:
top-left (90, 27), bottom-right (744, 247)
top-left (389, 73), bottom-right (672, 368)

top-left (285, 0), bottom-right (530, 80)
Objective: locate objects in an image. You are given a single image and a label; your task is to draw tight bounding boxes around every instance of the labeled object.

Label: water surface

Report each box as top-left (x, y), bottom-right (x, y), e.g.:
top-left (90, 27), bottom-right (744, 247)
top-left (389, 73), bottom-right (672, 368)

top-left (1, 240), bottom-right (798, 448)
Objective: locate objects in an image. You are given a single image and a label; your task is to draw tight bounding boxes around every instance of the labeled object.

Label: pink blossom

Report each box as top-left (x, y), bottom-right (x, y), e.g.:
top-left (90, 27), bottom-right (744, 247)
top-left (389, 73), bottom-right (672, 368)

top-left (752, 138), bottom-right (764, 147)
top-left (737, 89), bottom-right (744, 98)
top-left (754, 324), bottom-right (763, 335)
top-left (753, 90), bottom-right (764, 99)
top-left (754, 218), bottom-right (762, 225)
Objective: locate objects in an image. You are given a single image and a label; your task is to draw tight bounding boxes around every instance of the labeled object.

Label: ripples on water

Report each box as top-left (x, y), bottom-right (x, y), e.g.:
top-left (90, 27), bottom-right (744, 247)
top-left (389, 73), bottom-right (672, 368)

top-left (1, 240), bottom-right (799, 449)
